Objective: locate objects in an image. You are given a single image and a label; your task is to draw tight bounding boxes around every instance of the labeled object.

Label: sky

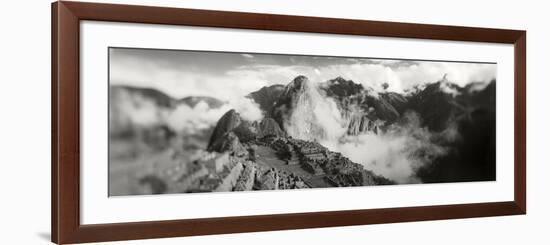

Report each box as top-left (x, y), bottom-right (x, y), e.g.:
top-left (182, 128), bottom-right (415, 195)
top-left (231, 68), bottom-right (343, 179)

top-left (109, 47), bottom-right (497, 100)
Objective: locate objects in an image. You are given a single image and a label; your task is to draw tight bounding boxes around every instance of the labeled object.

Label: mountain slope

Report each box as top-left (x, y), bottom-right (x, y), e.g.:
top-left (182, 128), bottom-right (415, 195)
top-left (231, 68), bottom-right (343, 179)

top-left (207, 109), bottom-right (251, 153)
top-left (321, 77), bottom-right (405, 121)
top-left (247, 84), bottom-right (285, 115)
top-left (110, 85), bottom-right (225, 150)
top-left (110, 85), bottom-right (176, 108)
top-left (245, 75), bottom-right (496, 184)
top-left (179, 96), bottom-right (224, 108)
top-left (415, 80), bottom-right (496, 182)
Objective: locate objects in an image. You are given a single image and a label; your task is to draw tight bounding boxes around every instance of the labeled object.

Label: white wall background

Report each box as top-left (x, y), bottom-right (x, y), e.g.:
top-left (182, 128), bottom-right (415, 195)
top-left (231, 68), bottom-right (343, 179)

top-left (0, 0), bottom-right (546, 244)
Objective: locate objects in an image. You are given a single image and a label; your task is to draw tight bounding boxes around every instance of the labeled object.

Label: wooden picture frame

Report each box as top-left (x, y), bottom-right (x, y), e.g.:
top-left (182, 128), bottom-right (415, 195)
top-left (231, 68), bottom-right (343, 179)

top-left (51, 1), bottom-right (526, 244)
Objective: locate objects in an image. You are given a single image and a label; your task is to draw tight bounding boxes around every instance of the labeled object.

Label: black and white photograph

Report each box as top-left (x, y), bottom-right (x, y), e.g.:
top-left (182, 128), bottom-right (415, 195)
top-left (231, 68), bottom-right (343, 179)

top-left (2, 0), bottom-right (541, 244)
top-left (108, 47), bottom-right (496, 196)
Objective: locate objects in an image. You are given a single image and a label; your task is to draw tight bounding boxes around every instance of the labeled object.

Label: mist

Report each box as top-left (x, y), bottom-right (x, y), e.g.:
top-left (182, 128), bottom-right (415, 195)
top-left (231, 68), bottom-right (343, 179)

top-left (282, 79), bottom-right (451, 183)
top-left (111, 88), bottom-right (263, 134)
top-left (167, 97), bottom-right (263, 132)
top-left (322, 113), bottom-right (448, 183)
top-left (283, 77), bottom-right (347, 141)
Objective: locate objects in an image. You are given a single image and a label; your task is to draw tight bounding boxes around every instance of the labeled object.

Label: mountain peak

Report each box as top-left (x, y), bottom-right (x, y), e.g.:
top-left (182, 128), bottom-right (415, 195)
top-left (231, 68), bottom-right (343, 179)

top-left (322, 77), bottom-right (364, 98)
top-left (207, 109), bottom-right (258, 153)
top-left (286, 75), bottom-right (310, 92)
top-left (207, 109), bottom-right (243, 151)
top-left (256, 117), bottom-right (286, 138)
top-left (277, 75), bottom-right (314, 102)
top-left (332, 76), bottom-right (347, 83)
top-left (293, 75), bottom-right (309, 83)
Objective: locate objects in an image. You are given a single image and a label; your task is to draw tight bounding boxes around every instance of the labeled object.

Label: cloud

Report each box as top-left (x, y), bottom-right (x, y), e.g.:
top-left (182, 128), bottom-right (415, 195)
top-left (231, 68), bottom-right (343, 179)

top-left (111, 88), bottom-right (263, 134)
top-left (166, 102), bottom-right (226, 132)
top-left (110, 89), bottom-right (162, 128)
top-left (322, 112), bottom-right (448, 183)
top-left (227, 97), bottom-right (263, 122)
top-left (111, 63), bottom-right (270, 102)
top-left (166, 97), bottom-right (262, 132)
top-left (306, 61), bottom-right (496, 94)
top-left (278, 80), bottom-right (451, 183)
top-left (109, 49), bottom-right (490, 183)
top-left (215, 61), bottom-right (496, 96)
top-left (110, 48), bottom-right (496, 103)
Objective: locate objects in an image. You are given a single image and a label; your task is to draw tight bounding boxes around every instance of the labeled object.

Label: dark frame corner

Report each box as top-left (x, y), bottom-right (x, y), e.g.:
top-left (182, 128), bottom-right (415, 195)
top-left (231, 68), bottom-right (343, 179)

top-left (52, 1), bottom-right (526, 244)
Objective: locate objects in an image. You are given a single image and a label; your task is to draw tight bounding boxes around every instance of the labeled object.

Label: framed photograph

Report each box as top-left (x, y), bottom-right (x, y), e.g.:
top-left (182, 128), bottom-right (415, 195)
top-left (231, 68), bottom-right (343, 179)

top-left (52, 1), bottom-right (526, 244)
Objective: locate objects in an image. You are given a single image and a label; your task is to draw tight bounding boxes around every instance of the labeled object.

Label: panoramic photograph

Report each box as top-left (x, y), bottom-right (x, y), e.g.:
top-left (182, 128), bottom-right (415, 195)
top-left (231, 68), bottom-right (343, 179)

top-left (108, 47), bottom-right (496, 196)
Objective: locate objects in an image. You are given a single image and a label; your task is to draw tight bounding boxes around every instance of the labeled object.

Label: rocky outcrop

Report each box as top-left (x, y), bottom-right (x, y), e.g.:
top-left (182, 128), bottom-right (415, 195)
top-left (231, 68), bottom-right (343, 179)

top-left (281, 75), bottom-right (310, 99)
top-left (262, 75), bottom-right (404, 138)
top-left (208, 132), bottom-right (248, 156)
top-left (255, 117), bottom-right (286, 138)
top-left (254, 168), bottom-right (279, 190)
top-left (271, 75), bottom-right (311, 129)
top-left (320, 76), bottom-right (403, 123)
top-left (278, 172), bottom-right (309, 189)
top-left (346, 114), bottom-right (378, 135)
top-left (233, 161), bottom-right (257, 191)
top-left (207, 109), bottom-right (255, 154)
top-left (207, 109), bottom-right (242, 150)
top-left (215, 161), bottom-right (244, 192)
